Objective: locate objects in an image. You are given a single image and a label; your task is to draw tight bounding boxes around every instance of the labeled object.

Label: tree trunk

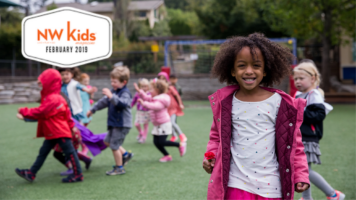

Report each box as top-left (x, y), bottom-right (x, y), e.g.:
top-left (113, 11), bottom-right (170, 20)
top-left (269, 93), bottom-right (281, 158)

top-left (321, 10), bottom-right (332, 92)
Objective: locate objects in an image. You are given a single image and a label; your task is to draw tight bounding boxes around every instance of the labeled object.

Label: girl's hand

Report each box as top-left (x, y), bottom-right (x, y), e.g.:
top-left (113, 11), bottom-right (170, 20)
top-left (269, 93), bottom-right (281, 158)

top-left (202, 158), bottom-right (216, 174)
top-left (138, 98), bottom-right (144, 105)
top-left (91, 86), bottom-right (98, 93)
top-left (87, 110), bottom-right (93, 117)
top-left (16, 113), bottom-right (24, 120)
top-left (295, 182), bottom-right (309, 192)
top-left (133, 83), bottom-right (140, 93)
top-left (180, 104), bottom-right (184, 110)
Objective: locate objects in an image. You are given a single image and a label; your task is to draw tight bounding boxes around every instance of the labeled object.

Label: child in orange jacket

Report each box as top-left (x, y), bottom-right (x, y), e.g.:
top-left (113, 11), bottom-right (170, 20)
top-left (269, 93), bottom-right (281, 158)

top-left (15, 68), bottom-right (83, 183)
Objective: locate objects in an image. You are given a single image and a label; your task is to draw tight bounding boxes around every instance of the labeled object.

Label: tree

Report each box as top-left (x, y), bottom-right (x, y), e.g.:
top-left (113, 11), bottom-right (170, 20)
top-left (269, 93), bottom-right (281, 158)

top-left (194, 0), bottom-right (288, 39)
top-left (0, 8), bottom-right (23, 60)
top-left (164, 0), bottom-right (189, 10)
top-left (262, 0), bottom-right (355, 92)
top-left (167, 8), bottom-right (201, 35)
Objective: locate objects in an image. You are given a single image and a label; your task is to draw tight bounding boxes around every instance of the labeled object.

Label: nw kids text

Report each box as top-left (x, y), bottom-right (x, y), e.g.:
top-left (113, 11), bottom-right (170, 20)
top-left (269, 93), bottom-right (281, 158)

top-left (37, 21), bottom-right (96, 41)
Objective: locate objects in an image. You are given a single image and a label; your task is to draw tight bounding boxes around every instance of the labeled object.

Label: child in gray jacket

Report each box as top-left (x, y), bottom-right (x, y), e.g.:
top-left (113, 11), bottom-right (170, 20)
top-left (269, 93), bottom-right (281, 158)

top-left (87, 66), bottom-right (133, 175)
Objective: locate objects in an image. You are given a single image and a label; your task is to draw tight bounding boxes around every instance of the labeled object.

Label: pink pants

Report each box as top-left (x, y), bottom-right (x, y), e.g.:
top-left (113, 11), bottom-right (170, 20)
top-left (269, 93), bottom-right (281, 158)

top-left (226, 187), bottom-right (282, 200)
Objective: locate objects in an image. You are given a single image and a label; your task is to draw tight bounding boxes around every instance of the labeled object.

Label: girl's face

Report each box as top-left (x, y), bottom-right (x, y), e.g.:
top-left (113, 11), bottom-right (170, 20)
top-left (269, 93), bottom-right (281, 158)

top-left (293, 71), bottom-right (315, 93)
top-left (150, 87), bottom-right (158, 97)
top-left (61, 70), bottom-right (73, 84)
top-left (37, 80), bottom-right (42, 89)
top-left (231, 47), bottom-right (265, 92)
top-left (82, 78), bottom-right (90, 86)
top-left (141, 84), bottom-right (149, 92)
top-left (158, 75), bottom-right (167, 82)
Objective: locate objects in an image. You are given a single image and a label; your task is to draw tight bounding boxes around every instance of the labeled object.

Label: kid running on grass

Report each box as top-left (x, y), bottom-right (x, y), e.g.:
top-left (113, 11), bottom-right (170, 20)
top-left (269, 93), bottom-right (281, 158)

top-left (80, 73), bottom-right (95, 127)
top-left (131, 78), bottom-right (151, 143)
top-left (15, 69), bottom-right (83, 183)
top-left (157, 72), bottom-right (187, 143)
top-left (169, 74), bottom-right (182, 96)
top-left (202, 33), bottom-right (310, 200)
top-left (293, 60), bottom-right (345, 200)
top-left (134, 79), bottom-right (186, 162)
top-left (87, 66), bottom-right (133, 175)
top-left (58, 68), bottom-right (96, 158)
top-left (57, 67), bottom-right (97, 122)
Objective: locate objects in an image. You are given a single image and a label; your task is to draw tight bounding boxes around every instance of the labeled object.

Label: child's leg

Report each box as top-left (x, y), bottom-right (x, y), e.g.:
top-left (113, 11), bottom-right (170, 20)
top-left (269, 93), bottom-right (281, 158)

top-left (153, 135), bottom-right (170, 156)
top-left (112, 149), bottom-right (123, 166)
top-left (106, 128), bottom-right (130, 169)
top-left (58, 138), bottom-right (82, 176)
top-left (308, 163), bottom-right (335, 197)
top-left (135, 123), bottom-right (142, 135)
top-left (53, 151), bottom-right (66, 166)
top-left (119, 146), bottom-right (126, 154)
top-left (77, 151), bottom-right (92, 170)
top-left (171, 114), bottom-right (184, 135)
top-left (170, 115), bottom-right (178, 142)
top-left (80, 142), bottom-right (89, 155)
top-left (30, 139), bottom-right (56, 174)
top-left (54, 151), bottom-right (74, 175)
top-left (143, 123), bottom-right (149, 138)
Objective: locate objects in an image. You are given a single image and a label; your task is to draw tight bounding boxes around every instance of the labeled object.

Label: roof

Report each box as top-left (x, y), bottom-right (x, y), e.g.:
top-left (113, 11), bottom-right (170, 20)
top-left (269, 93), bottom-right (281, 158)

top-left (34, 0), bottom-right (164, 14)
top-left (0, 0), bottom-right (23, 7)
top-left (128, 0), bottom-right (163, 11)
top-left (35, 2), bottom-right (113, 14)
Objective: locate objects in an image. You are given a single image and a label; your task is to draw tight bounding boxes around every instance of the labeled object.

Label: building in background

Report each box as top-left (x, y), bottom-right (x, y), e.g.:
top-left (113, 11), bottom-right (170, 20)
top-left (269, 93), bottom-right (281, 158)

top-left (34, 0), bottom-right (165, 28)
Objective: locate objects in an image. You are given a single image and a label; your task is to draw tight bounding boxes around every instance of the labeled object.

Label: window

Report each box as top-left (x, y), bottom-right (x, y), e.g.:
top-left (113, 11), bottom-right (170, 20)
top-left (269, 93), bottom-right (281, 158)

top-left (135, 11), bottom-right (146, 17)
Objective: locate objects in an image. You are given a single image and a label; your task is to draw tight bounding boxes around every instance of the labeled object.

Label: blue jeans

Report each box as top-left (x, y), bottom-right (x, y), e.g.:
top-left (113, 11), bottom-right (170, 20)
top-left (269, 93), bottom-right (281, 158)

top-left (30, 138), bottom-right (82, 175)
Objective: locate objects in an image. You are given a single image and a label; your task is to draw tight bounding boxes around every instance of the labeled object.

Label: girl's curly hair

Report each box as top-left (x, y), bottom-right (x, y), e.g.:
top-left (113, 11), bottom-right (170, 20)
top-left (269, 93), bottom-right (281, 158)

top-left (212, 33), bottom-right (294, 87)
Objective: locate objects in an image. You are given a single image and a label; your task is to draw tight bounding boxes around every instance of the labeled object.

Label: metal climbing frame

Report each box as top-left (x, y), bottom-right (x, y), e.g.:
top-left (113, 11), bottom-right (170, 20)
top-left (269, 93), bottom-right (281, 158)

top-left (164, 38), bottom-right (297, 67)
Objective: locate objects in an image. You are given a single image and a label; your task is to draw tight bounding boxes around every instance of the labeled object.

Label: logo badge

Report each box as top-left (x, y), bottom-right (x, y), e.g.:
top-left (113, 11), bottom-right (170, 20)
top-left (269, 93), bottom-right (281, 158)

top-left (22, 7), bottom-right (112, 68)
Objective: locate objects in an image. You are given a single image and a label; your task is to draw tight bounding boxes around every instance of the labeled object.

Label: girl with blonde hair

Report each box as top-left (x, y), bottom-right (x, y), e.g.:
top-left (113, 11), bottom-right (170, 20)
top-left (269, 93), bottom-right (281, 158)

top-left (131, 78), bottom-right (151, 143)
top-left (293, 60), bottom-right (344, 200)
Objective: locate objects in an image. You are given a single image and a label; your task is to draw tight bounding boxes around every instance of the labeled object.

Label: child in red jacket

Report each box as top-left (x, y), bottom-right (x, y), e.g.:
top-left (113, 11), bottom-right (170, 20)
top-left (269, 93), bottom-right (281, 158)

top-left (15, 69), bottom-right (83, 183)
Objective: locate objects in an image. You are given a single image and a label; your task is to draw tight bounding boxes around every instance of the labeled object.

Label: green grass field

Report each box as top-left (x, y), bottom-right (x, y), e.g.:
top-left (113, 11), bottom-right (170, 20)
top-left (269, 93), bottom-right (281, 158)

top-left (0, 102), bottom-right (355, 200)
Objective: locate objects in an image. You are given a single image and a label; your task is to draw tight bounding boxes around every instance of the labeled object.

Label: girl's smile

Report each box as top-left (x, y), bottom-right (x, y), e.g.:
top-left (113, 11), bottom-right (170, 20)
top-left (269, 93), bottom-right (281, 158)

top-left (242, 77), bottom-right (257, 84)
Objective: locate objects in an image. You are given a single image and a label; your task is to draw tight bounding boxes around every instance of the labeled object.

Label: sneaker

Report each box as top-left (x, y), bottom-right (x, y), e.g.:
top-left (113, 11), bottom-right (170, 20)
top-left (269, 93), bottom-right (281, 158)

top-left (179, 133), bottom-right (188, 142)
top-left (60, 168), bottom-right (73, 176)
top-left (159, 155), bottom-right (173, 162)
top-left (62, 174), bottom-right (83, 183)
top-left (138, 137), bottom-right (146, 144)
top-left (122, 151), bottom-right (134, 166)
top-left (179, 142), bottom-right (187, 157)
top-left (327, 190), bottom-right (345, 200)
top-left (15, 168), bottom-right (35, 183)
top-left (170, 136), bottom-right (177, 142)
top-left (136, 133), bottom-right (142, 142)
top-left (106, 166), bottom-right (126, 175)
top-left (84, 158), bottom-right (92, 170)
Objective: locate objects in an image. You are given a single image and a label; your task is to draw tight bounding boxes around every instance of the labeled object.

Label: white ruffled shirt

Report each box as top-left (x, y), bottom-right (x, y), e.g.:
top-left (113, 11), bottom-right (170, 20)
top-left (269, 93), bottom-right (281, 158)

top-left (228, 92), bottom-right (282, 198)
top-left (295, 89), bottom-right (333, 115)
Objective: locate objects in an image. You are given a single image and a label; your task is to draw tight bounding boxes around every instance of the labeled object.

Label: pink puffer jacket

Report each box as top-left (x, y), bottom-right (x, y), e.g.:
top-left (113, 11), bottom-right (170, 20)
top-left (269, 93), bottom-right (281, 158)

top-left (205, 85), bottom-right (310, 200)
top-left (139, 90), bottom-right (171, 126)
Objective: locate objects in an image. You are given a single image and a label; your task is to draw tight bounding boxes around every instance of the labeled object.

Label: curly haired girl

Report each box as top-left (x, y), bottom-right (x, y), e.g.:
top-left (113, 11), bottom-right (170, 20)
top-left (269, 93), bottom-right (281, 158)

top-left (202, 33), bottom-right (310, 200)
